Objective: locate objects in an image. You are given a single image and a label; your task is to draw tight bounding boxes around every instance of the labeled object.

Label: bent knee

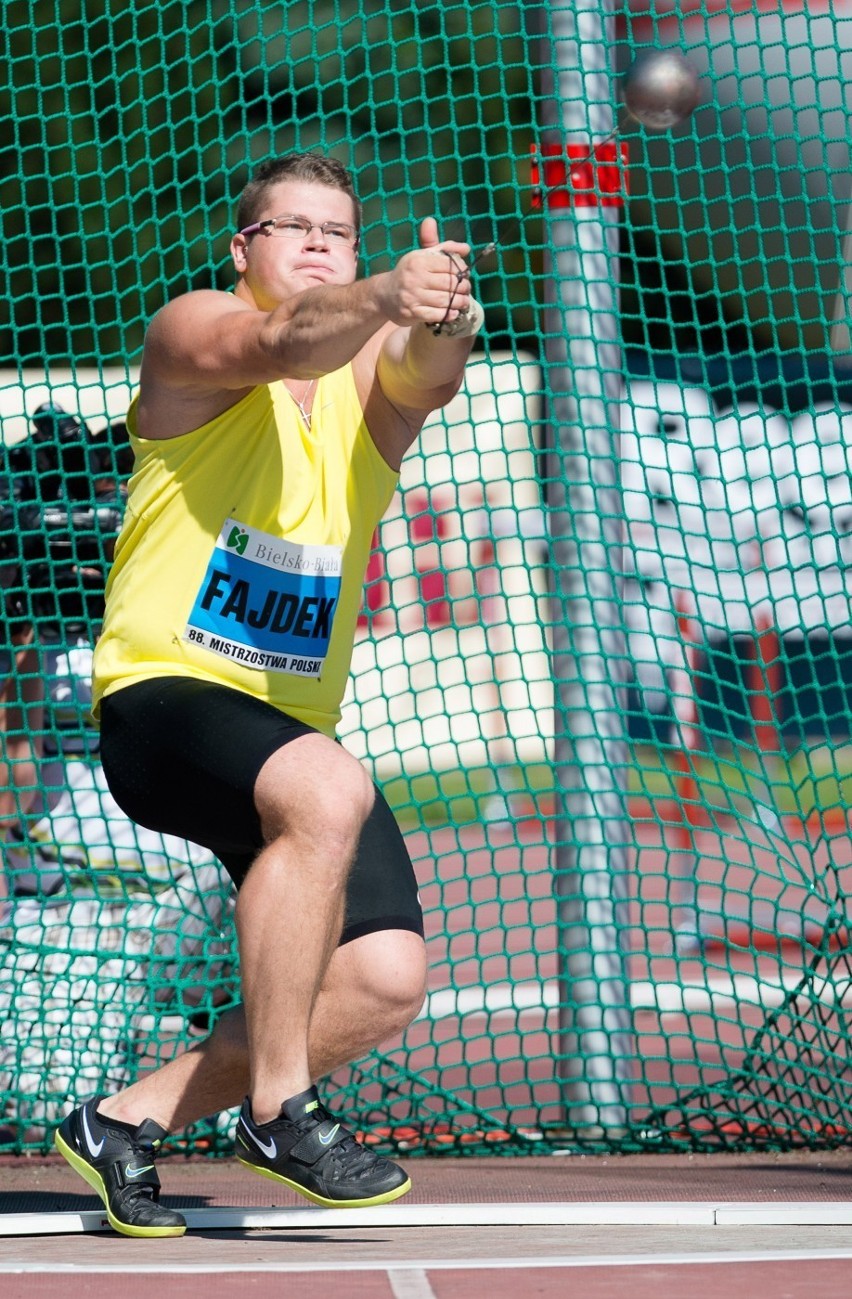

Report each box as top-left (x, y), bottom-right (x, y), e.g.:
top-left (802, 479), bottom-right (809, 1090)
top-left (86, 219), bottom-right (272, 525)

top-left (309, 762), bottom-right (375, 842)
top-left (256, 736), bottom-right (375, 845)
top-left (387, 968), bottom-right (428, 1032)
top-left (346, 930), bottom-right (428, 1031)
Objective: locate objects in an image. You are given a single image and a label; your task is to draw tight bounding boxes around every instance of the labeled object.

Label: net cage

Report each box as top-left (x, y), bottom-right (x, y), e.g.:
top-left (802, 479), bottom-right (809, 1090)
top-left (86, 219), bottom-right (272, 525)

top-left (1, 0), bottom-right (852, 1156)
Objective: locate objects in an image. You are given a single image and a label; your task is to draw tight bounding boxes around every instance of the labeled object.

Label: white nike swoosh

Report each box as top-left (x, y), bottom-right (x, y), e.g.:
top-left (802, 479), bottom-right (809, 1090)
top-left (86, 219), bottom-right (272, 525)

top-left (248, 1126), bottom-right (277, 1159)
top-left (318, 1123), bottom-right (340, 1147)
top-left (81, 1108), bottom-right (105, 1158)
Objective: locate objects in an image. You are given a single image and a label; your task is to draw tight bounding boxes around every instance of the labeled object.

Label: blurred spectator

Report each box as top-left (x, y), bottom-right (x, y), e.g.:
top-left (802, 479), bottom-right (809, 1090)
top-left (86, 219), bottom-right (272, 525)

top-left (0, 402), bottom-right (237, 1141)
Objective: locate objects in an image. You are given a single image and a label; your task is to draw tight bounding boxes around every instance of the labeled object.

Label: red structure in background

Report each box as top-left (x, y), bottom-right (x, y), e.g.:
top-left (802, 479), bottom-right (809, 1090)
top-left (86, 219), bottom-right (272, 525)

top-left (357, 489), bottom-right (451, 631)
top-left (749, 609), bottom-right (783, 755)
top-left (671, 590), bottom-right (703, 859)
top-left (360, 537), bottom-right (388, 625)
top-left (407, 490), bottom-right (450, 626)
top-left (529, 141), bottom-right (630, 210)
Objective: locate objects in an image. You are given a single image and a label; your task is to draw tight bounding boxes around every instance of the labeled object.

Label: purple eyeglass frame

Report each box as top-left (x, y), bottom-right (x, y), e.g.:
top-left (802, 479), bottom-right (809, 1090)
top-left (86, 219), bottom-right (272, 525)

top-left (238, 214), bottom-right (360, 249)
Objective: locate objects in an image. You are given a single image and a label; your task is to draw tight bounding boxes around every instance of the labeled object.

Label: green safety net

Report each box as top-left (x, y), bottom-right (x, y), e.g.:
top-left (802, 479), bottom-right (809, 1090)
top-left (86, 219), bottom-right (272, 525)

top-left (1, 0), bottom-right (852, 1156)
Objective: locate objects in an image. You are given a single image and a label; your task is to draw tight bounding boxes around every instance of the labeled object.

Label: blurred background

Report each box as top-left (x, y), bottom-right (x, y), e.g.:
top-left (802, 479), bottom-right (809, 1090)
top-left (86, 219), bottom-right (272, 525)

top-left (4, 1), bottom-right (852, 360)
top-left (3, 0), bottom-right (852, 808)
top-left (3, 0), bottom-right (852, 1152)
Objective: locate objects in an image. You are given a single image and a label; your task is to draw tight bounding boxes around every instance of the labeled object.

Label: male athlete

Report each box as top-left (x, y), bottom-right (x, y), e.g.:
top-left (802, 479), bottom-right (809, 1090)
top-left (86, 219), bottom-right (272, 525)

top-left (54, 152), bottom-right (483, 1238)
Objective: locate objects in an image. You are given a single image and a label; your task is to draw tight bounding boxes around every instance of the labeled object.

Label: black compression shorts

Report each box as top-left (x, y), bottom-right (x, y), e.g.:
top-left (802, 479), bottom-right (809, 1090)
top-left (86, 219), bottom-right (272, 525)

top-left (98, 676), bottom-right (423, 947)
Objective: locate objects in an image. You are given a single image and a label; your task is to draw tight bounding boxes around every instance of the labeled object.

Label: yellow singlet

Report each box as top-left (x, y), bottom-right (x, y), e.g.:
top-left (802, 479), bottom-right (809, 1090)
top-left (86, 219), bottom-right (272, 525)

top-left (92, 365), bottom-right (398, 737)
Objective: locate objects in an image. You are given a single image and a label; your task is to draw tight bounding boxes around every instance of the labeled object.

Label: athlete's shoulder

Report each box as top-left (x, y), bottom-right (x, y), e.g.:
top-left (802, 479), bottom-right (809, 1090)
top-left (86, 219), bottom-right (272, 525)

top-left (139, 291), bottom-right (261, 414)
top-left (148, 289), bottom-right (251, 337)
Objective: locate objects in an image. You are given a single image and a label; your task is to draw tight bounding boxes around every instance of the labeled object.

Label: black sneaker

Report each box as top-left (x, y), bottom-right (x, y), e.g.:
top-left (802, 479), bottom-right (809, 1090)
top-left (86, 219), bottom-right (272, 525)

top-left (235, 1086), bottom-right (411, 1208)
top-left (54, 1097), bottom-right (186, 1238)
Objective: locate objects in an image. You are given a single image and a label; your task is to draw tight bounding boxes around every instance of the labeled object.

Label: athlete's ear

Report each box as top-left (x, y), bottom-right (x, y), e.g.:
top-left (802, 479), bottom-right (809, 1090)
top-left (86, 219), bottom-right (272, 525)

top-left (231, 233), bottom-right (249, 273)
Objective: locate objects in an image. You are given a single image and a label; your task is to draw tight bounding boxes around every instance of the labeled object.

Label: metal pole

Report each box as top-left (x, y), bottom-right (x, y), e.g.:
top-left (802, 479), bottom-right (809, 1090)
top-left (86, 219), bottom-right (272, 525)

top-left (830, 188), bottom-right (852, 358)
top-left (534, 0), bottom-right (635, 1135)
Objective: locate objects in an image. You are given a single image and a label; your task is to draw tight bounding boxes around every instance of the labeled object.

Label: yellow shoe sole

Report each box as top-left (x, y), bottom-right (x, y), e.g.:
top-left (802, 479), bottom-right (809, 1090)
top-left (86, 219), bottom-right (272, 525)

top-left (236, 1154), bottom-right (412, 1209)
top-left (54, 1130), bottom-right (186, 1238)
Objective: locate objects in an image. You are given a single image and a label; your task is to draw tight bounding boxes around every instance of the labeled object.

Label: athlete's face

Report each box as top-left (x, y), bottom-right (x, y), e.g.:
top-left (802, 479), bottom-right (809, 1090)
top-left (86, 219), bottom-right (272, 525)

top-left (232, 180), bottom-right (360, 310)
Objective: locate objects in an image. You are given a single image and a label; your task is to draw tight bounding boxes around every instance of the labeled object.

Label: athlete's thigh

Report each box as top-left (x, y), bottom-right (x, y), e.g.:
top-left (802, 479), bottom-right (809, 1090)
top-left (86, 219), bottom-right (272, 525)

top-left (100, 678), bottom-right (423, 941)
top-left (98, 676), bottom-right (315, 865)
top-left (253, 729), bottom-right (374, 843)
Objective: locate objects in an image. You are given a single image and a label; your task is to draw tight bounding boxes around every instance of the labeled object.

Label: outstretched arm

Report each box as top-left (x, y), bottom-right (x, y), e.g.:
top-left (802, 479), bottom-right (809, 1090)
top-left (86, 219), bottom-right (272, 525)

top-left (143, 230), bottom-right (473, 391)
top-left (136, 220), bottom-right (477, 441)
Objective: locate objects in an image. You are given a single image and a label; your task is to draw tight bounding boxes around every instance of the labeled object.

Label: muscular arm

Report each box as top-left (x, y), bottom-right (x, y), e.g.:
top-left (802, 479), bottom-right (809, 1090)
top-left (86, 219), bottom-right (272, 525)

top-left (136, 219), bottom-right (474, 441)
top-left (144, 279), bottom-right (394, 394)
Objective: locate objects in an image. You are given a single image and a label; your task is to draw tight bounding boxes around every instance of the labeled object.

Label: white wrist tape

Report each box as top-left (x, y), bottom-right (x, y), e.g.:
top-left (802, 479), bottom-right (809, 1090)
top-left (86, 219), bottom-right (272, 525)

top-left (433, 296), bottom-right (484, 338)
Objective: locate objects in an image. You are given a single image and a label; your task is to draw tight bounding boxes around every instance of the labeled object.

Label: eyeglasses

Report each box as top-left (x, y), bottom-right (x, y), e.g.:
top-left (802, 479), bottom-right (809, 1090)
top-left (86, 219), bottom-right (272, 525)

top-left (238, 213), bottom-right (359, 248)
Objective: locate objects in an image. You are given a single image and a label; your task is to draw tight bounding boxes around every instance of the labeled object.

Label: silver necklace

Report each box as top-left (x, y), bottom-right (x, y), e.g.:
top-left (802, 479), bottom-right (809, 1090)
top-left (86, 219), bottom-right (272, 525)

top-left (285, 378), bottom-right (316, 428)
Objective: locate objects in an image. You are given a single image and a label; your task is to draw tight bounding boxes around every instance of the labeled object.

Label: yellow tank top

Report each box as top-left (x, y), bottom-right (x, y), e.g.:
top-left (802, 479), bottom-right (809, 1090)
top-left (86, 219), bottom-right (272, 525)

top-left (92, 365), bottom-right (398, 737)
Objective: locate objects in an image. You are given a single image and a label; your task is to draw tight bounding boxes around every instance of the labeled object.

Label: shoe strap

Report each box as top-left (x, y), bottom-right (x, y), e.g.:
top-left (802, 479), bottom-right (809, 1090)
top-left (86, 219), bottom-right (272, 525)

top-left (134, 1118), bottom-right (170, 1148)
top-left (280, 1086), bottom-right (322, 1124)
top-left (104, 1158), bottom-right (163, 1202)
top-left (289, 1119), bottom-right (350, 1166)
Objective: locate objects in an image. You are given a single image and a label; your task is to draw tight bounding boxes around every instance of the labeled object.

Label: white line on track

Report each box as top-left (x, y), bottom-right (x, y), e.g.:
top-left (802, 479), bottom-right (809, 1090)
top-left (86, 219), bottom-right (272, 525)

top-left (9, 1195), bottom-right (852, 1236)
top-left (5, 1201), bottom-right (852, 1237)
top-left (387, 1268), bottom-right (439, 1299)
top-left (4, 1250), bottom-right (852, 1276)
top-left (143, 973), bottom-right (851, 1042)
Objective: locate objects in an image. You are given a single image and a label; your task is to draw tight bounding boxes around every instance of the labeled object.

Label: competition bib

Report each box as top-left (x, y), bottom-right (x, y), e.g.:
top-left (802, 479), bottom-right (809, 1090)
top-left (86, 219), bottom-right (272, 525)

top-left (184, 518), bottom-right (342, 677)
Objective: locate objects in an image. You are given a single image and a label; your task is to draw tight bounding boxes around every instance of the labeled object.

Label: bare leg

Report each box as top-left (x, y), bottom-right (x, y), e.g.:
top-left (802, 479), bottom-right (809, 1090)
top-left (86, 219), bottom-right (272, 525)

top-left (99, 927), bottom-right (427, 1132)
top-left (236, 732), bottom-right (376, 1121)
top-left (99, 731), bottom-right (376, 1129)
